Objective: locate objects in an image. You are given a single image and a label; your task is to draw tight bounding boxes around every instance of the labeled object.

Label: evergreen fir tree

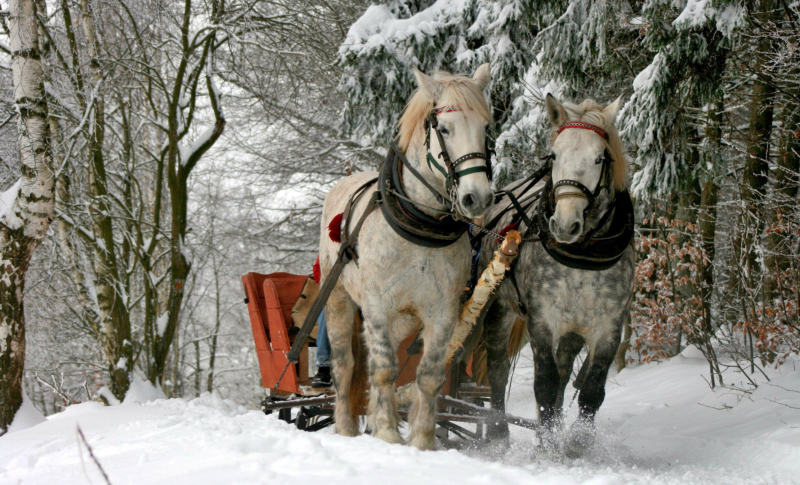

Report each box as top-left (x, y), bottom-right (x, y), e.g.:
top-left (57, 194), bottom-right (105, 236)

top-left (338, 0), bottom-right (538, 182)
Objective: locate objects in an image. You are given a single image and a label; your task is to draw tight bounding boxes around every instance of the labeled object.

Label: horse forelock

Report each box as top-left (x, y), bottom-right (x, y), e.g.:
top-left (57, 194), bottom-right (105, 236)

top-left (397, 72), bottom-right (491, 153)
top-left (556, 99), bottom-right (628, 192)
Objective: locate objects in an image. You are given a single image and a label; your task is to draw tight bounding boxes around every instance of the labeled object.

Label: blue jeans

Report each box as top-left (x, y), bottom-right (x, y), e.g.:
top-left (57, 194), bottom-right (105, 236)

top-left (315, 310), bottom-right (331, 368)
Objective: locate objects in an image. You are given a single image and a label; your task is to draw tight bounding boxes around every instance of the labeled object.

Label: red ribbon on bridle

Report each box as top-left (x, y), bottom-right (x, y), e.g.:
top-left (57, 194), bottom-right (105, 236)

top-left (432, 106), bottom-right (464, 115)
top-left (557, 122), bottom-right (608, 139)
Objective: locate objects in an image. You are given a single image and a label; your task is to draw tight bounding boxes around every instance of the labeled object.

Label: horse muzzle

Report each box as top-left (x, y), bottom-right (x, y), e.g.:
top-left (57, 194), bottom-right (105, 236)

top-left (549, 199), bottom-right (586, 244)
top-left (458, 188), bottom-right (493, 219)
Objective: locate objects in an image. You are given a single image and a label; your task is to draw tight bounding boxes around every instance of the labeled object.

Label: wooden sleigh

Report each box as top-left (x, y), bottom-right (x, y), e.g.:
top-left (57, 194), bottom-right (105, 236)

top-left (240, 271), bottom-right (534, 443)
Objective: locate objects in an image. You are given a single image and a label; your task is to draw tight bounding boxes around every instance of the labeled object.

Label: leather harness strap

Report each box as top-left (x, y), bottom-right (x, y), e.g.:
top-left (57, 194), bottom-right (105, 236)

top-left (341, 177), bottom-right (381, 261)
top-left (380, 145), bottom-right (470, 247)
top-left (285, 190), bottom-right (381, 366)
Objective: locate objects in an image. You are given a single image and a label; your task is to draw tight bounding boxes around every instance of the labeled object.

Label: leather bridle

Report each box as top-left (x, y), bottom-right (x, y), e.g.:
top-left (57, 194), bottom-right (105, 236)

top-left (549, 122), bottom-right (613, 218)
top-left (424, 106), bottom-right (493, 195)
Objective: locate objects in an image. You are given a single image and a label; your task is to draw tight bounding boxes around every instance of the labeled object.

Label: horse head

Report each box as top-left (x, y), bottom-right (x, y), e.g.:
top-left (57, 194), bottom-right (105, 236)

top-left (544, 94), bottom-right (627, 244)
top-left (399, 64), bottom-right (494, 219)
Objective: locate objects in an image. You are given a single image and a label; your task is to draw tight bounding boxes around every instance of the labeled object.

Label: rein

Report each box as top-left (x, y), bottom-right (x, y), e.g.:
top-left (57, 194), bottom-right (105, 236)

top-left (379, 144), bottom-right (471, 248)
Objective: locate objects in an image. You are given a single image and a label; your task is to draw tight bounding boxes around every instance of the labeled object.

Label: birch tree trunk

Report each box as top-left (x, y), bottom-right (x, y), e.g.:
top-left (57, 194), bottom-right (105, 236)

top-left (0, 0), bottom-right (55, 434)
top-left (73, 0), bottom-right (133, 400)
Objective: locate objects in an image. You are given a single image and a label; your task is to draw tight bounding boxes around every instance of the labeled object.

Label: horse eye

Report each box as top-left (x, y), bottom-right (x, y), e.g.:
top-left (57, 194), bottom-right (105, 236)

top-left (595, 156), bottom-right (603, 164)
top-left (439, 127), bottom-right (449, 136)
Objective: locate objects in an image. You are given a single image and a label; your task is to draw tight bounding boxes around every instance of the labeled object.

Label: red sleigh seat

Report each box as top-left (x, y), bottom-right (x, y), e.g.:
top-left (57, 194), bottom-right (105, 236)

top-left (242, 272), bottom-right (309, 393)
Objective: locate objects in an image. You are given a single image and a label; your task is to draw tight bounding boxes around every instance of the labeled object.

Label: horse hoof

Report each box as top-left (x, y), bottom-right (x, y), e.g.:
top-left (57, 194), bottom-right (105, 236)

top-left (486, 421), bottom-right (510, 442)
top-left (408, 434), bottom-right (436, 451)
top-left (481, 435), bottom-right (510, 455)
top-left (563, 419), bottom-right (596, 459)
top-left (334, 422), bottom-right (360, 437)
top-left (533, 444), bottom-right (562, 461)
top-left (535, 423), bottom-right (563, 453)
top-left (374, 427), bottom-right (405, 445)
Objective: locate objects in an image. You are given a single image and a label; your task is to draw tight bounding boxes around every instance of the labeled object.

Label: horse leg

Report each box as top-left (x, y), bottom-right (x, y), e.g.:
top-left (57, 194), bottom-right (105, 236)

top-left (529, 322), bottom-right (562, 450)
top-left (554, 332), bottom-right (585, 411)
top-left (362, 311), bottom-right (403, 444)
top-left (407, 311), bottom-right (456, 450)
top-left (326, 286), bottom-right (360, 437)
top-left (564, 333), bottom-right (620, 459)
top-left (483, 301), bottom-right (517, 441)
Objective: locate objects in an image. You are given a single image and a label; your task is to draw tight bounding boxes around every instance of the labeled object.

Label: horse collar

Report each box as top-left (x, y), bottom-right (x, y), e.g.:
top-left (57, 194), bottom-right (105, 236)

top-left (536, 186), bottom-right (634, 271)
top-left (378, 145), bottom-right (470, 248)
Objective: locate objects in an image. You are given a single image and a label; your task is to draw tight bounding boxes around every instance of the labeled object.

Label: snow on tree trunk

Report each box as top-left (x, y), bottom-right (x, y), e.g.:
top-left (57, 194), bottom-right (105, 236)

top-left (0, 0), bottom-right (55, 435)
top-left (151, 0), bottom-right (226, 387)
top-left (728, 0), bottom-right (776, 307)
top-left (79, 0), bottom-right (133, 401)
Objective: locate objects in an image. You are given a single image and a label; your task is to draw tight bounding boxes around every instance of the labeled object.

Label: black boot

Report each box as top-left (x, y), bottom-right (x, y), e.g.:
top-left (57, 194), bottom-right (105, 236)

top-left (311, 366), bottom-right (332, 388)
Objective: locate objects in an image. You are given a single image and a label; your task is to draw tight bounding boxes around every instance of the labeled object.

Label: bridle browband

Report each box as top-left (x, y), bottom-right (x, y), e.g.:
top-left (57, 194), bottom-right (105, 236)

top-left (557, 121), bottom-right (609, 139)
top-left (424, 106), bottom-right (493, 195)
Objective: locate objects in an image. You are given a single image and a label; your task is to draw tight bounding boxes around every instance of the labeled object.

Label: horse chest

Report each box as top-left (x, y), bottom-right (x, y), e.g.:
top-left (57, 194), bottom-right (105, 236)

top-left (529, 262), bottom-right (617, 341)
top-left (344, 241), bottom-right (469, 317)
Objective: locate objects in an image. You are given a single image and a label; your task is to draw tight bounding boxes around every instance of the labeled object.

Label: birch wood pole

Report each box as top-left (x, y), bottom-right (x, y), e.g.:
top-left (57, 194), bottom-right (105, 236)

top-left (445, 230), bottom-right (521, 363)
top-left (0, 0), bottom-right (55, 434)
top-left (396, 231), bottom-right (521, 407)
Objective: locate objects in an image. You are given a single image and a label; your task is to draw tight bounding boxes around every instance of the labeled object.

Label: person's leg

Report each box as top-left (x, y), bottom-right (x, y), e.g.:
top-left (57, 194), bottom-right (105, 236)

top-left (316, 309), bottom-right (331, 367)
top-left (312, 309), bottom-right (332, 387)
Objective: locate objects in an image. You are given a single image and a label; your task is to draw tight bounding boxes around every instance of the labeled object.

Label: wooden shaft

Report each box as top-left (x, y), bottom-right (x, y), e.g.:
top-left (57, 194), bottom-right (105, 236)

top-left (445, 231), bottom-right (521, 363)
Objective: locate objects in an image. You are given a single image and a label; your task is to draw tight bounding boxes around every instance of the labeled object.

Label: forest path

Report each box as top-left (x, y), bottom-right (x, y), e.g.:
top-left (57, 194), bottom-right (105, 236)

top-left (1, 347), bottom-right (798, 485)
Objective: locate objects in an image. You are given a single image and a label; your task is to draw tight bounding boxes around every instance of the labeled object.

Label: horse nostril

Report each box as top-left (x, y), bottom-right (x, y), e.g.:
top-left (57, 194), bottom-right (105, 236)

top-left (462, 193), bottom-right (476, 209)
top-left (569, 222), bottom-right (581, 237)
top-left (549, 217), bottom-right (558, 234)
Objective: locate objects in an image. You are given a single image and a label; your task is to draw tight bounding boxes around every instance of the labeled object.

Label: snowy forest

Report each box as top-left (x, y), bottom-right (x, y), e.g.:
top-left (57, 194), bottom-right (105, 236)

top-left (1, 0), bottom-right (799, 483)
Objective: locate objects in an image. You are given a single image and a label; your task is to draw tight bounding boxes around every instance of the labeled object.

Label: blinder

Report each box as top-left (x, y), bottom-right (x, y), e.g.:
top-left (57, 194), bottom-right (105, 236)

top-left (424, 106), bottom-right (493, 192)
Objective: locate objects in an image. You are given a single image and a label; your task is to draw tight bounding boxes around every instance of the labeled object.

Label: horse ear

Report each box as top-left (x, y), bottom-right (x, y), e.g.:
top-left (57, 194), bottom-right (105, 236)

top-left (412, 67), bottom-right (441, 102)
top-left (545, 94), bottom-right (568, 128)
top-left (604, 96), bottom-right (623, 123)
top-left (472, 63), bottom-right (491, 90)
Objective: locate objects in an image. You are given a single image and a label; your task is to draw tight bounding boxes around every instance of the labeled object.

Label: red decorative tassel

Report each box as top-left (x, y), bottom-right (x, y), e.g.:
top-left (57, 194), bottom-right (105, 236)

top-left (328, 213), bottom-right (344, 243)
top-left (312, 256), bottom-right (321, 284)
top-left (497, 222), bottom-right (519, 242)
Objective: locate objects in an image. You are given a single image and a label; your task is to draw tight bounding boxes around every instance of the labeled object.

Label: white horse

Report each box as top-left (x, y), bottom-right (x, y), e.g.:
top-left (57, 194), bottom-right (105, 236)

top-left (319, 65), bottom-right (494, 450)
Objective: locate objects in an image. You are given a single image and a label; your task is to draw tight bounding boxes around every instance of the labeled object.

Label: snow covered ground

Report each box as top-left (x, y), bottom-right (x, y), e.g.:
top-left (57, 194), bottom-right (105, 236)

top-left (2, 346), bottom-right (799, 485)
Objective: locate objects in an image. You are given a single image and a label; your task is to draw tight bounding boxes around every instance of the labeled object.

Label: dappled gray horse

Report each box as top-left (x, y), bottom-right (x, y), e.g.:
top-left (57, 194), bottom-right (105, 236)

top-left (319, 65), bottom-right (494, 450)
top-left (479, 95), bottom-right (634, 458)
